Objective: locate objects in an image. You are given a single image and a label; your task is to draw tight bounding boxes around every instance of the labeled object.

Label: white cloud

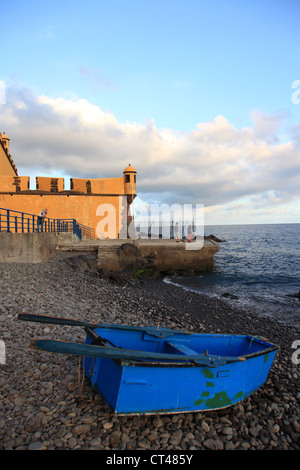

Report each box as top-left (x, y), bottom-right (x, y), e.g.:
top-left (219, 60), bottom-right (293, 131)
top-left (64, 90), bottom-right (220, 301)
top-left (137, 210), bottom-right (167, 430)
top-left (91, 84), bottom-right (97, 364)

top-left (250, 109), bottom-right (287, 143)
top-left (1, 84), bottom-right (299, 223)
top-left (38, 94), bottom-right (117, 125)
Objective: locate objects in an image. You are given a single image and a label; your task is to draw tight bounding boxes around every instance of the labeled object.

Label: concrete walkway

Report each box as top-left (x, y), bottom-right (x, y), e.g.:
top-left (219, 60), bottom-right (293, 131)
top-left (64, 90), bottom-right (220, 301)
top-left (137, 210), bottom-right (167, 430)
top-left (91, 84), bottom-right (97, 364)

top-left (58, 237), bottom-right (218, 250)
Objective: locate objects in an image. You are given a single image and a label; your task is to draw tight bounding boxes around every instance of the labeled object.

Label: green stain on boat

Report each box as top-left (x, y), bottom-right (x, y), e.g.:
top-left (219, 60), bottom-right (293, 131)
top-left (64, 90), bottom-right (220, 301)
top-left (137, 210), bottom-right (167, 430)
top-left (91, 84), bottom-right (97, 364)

top-left (195, 398), bottom-right (204, 405)
top-left (264, 353), bottom-right (269, 363)
top-left (205, 391), bottom-right (232, 408)
top-left (195, 390), bottom-right (244, 409)
top-left (202, 368), bottom-right (214, 379)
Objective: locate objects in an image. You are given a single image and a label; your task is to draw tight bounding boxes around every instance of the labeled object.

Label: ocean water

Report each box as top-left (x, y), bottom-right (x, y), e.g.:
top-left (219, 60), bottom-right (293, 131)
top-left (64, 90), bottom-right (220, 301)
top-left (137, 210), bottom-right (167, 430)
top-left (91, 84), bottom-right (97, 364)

top-left (165, 224), bottom-right (300, 328)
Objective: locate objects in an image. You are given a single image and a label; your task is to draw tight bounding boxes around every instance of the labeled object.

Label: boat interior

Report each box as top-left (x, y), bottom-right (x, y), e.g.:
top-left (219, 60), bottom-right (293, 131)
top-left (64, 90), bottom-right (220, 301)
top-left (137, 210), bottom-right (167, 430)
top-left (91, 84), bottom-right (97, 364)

top-left (87, 328), bottom-right (274, 359)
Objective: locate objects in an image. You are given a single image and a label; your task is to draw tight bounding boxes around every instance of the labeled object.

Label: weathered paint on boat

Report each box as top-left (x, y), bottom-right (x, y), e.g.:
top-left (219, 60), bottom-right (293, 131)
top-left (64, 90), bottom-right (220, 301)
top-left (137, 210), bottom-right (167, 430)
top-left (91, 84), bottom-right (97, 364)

top-left (18, 313), bottom-right (278, 415)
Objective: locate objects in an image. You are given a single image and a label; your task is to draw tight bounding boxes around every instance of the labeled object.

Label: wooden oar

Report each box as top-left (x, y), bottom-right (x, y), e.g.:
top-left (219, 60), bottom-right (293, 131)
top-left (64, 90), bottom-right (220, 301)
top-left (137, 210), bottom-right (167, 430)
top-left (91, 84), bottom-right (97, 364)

top-left (30, 338), bottom-right (245, 367)
top-left (17, 312), bottom-right (190, 338)
top-left (18, 312), bottom-right (97, 329)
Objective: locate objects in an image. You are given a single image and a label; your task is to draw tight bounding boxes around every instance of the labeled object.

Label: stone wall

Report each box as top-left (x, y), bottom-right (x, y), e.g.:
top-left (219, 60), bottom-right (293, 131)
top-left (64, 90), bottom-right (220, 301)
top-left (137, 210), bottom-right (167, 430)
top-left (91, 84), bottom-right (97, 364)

top-left (0, 232), bottom-right (58, 263)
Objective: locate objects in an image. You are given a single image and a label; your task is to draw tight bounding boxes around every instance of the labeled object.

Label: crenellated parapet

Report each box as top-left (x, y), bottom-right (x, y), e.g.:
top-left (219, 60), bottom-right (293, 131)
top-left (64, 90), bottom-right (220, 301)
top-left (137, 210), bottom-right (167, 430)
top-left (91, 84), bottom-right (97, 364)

top-left (36, 177), bottom-right (65, 193)
top-left (1, 168), bottom-right (137, 196)
top-left (0, 176), bottom-right (29, 192)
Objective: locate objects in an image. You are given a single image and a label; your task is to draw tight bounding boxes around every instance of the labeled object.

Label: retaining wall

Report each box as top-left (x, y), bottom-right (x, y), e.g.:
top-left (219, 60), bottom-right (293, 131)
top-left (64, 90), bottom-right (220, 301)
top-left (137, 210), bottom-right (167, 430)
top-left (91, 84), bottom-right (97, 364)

top-left (0, 232), bottom-right (58, 263)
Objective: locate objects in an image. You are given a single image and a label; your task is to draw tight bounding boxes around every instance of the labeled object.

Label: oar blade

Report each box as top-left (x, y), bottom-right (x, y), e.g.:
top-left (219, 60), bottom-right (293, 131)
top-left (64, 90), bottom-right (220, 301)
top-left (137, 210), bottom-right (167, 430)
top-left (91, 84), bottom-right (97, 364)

top-left (18, 313), bottom-right (93, 328)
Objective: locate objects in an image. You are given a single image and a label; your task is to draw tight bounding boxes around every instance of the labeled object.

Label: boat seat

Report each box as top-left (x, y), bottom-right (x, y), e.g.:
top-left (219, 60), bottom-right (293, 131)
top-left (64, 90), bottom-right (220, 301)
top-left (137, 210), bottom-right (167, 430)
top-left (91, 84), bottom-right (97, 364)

top-left (165, 341), bottom-right (199, 357)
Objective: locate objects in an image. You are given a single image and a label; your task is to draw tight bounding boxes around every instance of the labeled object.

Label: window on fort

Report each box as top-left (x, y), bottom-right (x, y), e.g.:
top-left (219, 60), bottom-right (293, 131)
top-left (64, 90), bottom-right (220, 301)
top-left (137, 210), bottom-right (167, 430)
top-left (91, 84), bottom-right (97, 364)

top-left (125, 175), bottom-right (130, 183)
top-left (134, 175), bottom-right (136, 183)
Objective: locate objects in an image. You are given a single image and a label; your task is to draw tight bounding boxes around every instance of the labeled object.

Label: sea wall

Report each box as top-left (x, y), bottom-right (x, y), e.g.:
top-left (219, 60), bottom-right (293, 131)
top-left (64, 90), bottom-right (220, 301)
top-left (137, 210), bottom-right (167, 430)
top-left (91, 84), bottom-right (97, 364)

top-left (138, 240), bottom-right (219, 273)
top-left (0, 232), bottom-right (58, 263)
top-left (96, 239), bottom-right (220, 277)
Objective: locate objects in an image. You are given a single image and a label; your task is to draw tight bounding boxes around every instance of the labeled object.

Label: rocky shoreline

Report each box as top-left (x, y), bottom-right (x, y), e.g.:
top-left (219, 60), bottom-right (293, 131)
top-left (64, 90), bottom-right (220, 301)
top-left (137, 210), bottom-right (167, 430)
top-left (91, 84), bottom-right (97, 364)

top-left (0, 251), bottom-right (299, 450)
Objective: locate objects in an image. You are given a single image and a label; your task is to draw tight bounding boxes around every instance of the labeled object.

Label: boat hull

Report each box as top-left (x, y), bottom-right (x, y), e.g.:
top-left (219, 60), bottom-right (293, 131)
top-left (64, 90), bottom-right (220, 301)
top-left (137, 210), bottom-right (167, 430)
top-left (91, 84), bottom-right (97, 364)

top-left (83, 328), bottom-right (278, 415)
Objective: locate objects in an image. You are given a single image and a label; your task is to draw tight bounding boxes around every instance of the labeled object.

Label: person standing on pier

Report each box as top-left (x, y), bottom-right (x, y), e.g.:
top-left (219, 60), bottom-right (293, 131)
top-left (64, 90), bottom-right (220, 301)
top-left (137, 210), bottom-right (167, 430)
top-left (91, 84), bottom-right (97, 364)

top-left (37, 209), bottom-right (47, 231)
top-left (175, 222), bottom-right (180, 242)
top-left (188, 224), bottom-right (192, 242)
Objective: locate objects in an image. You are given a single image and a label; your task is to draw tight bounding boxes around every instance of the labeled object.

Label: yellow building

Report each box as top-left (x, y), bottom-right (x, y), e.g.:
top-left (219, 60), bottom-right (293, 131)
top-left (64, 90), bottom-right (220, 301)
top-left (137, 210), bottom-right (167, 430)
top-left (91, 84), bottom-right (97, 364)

top-left (0, 132), bottom-right (137, 238)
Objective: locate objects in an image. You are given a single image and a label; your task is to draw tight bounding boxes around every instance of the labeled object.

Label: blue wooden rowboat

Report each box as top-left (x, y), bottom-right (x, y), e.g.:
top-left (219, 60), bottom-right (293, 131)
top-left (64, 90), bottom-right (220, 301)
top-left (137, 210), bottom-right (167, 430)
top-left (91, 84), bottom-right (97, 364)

top-left (18, 313), bottom-right (279, 415)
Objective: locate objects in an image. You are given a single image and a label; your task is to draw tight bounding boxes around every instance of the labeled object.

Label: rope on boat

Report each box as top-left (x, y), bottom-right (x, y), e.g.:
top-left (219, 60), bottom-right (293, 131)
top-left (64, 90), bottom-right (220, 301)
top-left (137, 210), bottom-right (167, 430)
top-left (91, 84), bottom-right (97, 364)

top-left (248, 335), bottom-right (268, 353)
top-left (77, 356), bottom-right (94, 403)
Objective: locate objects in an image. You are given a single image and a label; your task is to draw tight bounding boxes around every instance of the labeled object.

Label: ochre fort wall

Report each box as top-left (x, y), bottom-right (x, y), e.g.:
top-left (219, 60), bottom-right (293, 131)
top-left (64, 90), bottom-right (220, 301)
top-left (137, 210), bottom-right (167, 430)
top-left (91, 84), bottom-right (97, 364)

top-left (0, 132), bottom-right (137, 238)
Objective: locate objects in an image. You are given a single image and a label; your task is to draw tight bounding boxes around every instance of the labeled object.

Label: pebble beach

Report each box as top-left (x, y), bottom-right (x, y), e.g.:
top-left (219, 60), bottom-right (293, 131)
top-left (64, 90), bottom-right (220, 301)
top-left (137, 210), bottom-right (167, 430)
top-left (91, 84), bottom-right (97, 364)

top-left (0, 251), bottom-right (299, 451)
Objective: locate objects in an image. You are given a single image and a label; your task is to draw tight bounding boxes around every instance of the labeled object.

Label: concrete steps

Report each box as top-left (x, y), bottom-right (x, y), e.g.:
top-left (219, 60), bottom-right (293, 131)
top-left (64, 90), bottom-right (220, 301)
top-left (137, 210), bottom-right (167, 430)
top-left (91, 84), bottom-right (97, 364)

top-left (97, 246), bottom-right (120, 271)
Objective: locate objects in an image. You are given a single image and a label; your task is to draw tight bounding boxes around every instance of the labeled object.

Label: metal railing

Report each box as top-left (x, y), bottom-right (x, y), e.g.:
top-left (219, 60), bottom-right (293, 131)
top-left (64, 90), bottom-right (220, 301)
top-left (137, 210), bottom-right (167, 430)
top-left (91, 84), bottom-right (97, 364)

top-left (78, 223), bottom-right (95, 240)
top-left (0, 207), bottom-right (95, 240)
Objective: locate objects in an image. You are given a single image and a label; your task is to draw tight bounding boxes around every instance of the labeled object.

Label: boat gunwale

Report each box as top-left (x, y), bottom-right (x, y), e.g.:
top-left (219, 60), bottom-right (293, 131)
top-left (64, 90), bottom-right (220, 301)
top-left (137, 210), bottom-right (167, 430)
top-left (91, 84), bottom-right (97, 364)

top-left (85, 328), bottom-right (279, 368)
top-left (114, 343), bottom-right (279, 367)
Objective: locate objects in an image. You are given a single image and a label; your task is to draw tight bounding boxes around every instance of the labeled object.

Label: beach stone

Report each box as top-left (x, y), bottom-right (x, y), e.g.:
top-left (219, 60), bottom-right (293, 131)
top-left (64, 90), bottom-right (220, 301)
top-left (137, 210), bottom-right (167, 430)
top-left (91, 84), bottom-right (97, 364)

top-left (225, 441), bottom-right (235, 450)
top-left (201, 420), bottom-right (210, 433)
top-left (169, 429), bottom-right (183, 445)
top-left (194, 412), bottom-right (203, 423)
top-left (109, 431), bottom-right (122, 447)
top-left (153, 417), bottom-right (164, 428)
top-left (249, 424), bottom-right (262, 437)
top-left (14, 397), bottom-right (26, 406)
top-left (215, 439), bottom-right (224, 450)
top-left (184, 432), bottom-right (195, 440)
top-left (28, 441), bottom-right (46, 450)
top-left (222, 426), bottom-right (234, 436)
top-left (68, 437), bottom-right (78, 449)
top-left (147, 431), bottom-right (158, 442)
top-left (103, 422), bottom-right (114, 430)
top-left (56, 426), bottom-right (67, 438)
top-left (25, 416), bottom-right (44, 433)
top-left (240, 441), bottom-right (251, 449)
top-left (72, 424), bottom-right (91, 436)
top-left (66, 381), bottom-right (75, 392)
top-left (202, 438), bottom-right (218, 450)
top-left (90, 436), bottom-right (103, 447)
top-left (293, 421), bottom-right (300, 433)
top-left (137, 440), bottom-right (151, 449)
top-left (121, 432), bottom-right (131, 444)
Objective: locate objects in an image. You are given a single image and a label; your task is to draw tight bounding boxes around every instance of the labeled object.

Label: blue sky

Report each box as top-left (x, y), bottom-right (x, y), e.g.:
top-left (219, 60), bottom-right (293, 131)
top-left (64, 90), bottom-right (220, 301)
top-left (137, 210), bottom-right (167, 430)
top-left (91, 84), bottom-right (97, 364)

top-left (1, 0), bottom-right (300, 224)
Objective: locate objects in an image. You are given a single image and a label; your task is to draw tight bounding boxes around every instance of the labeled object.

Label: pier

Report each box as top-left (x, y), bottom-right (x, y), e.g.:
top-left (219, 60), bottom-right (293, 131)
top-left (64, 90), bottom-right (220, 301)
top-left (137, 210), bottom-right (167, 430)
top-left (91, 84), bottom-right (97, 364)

top-left (58, 237), bottom-right (220, 274)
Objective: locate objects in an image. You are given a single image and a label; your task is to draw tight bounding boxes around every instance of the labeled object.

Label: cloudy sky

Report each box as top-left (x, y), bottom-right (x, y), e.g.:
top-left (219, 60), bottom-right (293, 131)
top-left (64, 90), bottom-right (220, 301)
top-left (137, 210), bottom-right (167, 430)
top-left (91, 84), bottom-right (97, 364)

top-left (1, 0), bottom-right (299, 225)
